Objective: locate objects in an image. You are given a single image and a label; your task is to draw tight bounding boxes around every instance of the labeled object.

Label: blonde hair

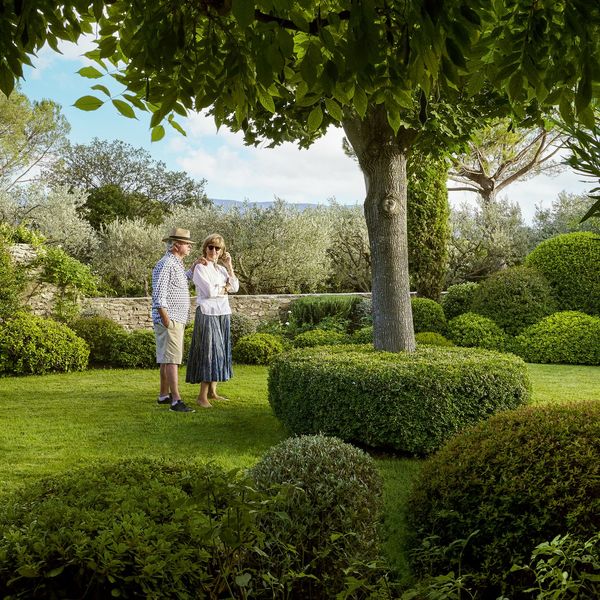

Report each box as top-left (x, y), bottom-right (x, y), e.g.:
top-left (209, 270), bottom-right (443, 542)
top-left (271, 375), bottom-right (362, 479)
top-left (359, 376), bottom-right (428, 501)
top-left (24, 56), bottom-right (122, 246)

top-left (201, 233), bottom-right (225, 258)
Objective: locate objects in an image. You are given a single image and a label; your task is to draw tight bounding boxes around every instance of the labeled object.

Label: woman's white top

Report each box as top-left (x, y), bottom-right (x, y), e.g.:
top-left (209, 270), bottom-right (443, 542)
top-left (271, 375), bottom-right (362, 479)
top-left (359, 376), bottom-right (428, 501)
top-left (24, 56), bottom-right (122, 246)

top-left (192, 262), bottom-right (239, 315)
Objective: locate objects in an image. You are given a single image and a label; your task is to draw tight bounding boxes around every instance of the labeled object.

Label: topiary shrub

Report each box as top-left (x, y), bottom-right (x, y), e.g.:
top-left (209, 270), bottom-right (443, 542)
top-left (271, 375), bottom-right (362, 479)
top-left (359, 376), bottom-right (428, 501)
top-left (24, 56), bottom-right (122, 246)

top-left (405, 401), bottom-right (600, 598)
top-left (0, 459), bottom-right (274, 599)
top-left (411, 297), bottom-right (446, 334)
top-left (525, 231), bottom-right (600, 316)
top-left (293, 328), bottom-right (347, 347)
top-left (350, 325), bottom-right (373, 344)
top-left (230, 312), bottom-right (257, 345)
top-left (0, 312), bottom-right (89, 375)
top-left (110, 329), bottom-right (156, 368)
top-left (470, 266), bottom-right (556, 335)
top-left (441, 282), bottom-right (479, 320)
top-left (70, 315), bottom-right (125, 365)
top-left (268, 345), bottom-right (530, 455)
top-left (447, 312), bottom-right (507, 351)
top-left (233, 332), bottom-right (284, 365)
top-left (512, 311), bottom-right (600, 365)
top-left (249, 434), bottom-right (383, 598)
top-left (415, 331), bottom-right (454, 347)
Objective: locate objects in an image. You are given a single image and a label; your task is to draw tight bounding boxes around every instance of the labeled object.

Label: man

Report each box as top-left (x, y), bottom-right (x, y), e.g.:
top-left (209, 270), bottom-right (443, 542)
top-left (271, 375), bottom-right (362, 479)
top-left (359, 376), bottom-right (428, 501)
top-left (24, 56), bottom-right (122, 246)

top-left (152, 227), bottom-right (196, 413)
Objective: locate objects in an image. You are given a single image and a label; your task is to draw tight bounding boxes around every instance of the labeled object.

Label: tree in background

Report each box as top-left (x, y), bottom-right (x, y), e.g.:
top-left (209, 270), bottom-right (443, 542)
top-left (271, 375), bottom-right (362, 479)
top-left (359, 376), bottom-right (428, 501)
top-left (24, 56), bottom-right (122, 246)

top-left (0, 90), bottom-right (69, 190)
top-left (3, 1), bottom-right (597, 351)
top-left (46, 138), bottom-right (210, 229)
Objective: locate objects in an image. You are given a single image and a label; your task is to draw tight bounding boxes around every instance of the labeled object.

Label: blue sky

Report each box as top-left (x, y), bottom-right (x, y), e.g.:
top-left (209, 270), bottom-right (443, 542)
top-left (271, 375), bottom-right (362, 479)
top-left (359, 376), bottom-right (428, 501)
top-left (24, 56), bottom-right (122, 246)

top-left (19, 38), bottom-right (592, 221)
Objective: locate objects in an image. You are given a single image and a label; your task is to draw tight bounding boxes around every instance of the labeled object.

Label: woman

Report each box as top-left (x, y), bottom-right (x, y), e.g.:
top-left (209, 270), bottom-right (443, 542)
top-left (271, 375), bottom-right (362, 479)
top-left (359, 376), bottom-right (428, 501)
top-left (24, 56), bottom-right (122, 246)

top-left (186, 233), bottom-right (239, 408)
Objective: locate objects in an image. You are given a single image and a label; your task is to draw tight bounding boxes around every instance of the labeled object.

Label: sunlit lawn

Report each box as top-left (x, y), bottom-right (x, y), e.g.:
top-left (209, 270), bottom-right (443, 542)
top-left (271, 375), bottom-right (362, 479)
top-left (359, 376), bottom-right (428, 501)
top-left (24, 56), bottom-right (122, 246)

top-left (1, 361), bottom-right (598, 579)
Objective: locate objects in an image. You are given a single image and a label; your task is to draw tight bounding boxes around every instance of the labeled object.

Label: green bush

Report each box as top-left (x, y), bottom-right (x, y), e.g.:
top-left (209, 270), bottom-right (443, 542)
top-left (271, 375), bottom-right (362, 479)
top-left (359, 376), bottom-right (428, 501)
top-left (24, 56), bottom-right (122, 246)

top-left (70, 315), bottom-right (125, 365)
top-left (415, 331), bottom-right (454, 347)
top-left (447, 312), bottom-right (506, 351)
top-left (470, 266), bottom-right (556, 335)
top-left (411, 297), bottom-right (446, 334)
top-left (348, 296), bottom-right (373, 330)
top-left (111, 329), bottom-right (156, 368)
top-left (512, 311), bottom-right (600, 365)
top-left (525, 231), bottom-right (600, 315)
top-left (230, 312), bottom-right (257, 345)
top-left (0, 222), bottom-right (45, 245)
top-left (441, 282), bottom-right (479, 320)
top-left (0, 312), bottom-right (89, 375)
top-left (406, 401), bottom-right (600, 598)
top-left (292, 328), bottom-right (347, 347)
top-left (350, 325), bottom-right (374, 344)
top-left (233, 332), bottom-right (284, 365)
top-left (0, 459), bottom-right (271, 599)
top-left (289, 295), bottom-right (358, 327)
top-left (268, 345), bottom-right (530, 454)
top-left (0, 245), bottom-right (26, 322)
top-left (249, 435), bottom-right (383, 598)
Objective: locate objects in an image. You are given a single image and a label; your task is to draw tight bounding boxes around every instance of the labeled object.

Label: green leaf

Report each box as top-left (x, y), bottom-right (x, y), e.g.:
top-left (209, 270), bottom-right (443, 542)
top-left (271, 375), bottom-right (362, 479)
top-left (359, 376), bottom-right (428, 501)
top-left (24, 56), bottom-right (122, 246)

top-left (445, 38), bottom-right (466, 69)
top-left (91, 84), bottom-right (111, 97)
top-left (235, 573), bottom-right (252, 587)
top-left (232, 0), bottom-right (255, 28)
top-left (0, 64), bottom-right (15, 96)
top-left (575, 63), bottom-right (592, 115)
top-left (354, 87), bottom-right (368, 118)
top-left (77, 66), bottom-right (104, 79)
top-left (112, 99), bottom-right (136, 118)
top-left (307, 105), bottom-right (323, 131)
top-left (324, 97), bottom-right (344, 122)
top-left (387, 109), bottom-right (401, 135)
top-left (508, 71), bottom-right (522, 101)
top-left (46, 566), bottom-right (65, 577)
top-left (168, 117), bottom-right (187, 136)
top-left (257, 88), bottom-right (276, 113)
top-left (151, 125), bottom-right (165, 142)
top-left (73, 95), bottom-right (104, 111)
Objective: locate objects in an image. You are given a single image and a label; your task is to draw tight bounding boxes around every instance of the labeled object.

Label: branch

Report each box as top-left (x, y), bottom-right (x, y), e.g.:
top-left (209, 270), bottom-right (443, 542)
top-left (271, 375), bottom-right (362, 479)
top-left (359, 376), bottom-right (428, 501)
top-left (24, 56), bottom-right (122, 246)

top-left (448, 185), bottom-right (480, 193)
top-left (254, 9), bottom-right (351, 34)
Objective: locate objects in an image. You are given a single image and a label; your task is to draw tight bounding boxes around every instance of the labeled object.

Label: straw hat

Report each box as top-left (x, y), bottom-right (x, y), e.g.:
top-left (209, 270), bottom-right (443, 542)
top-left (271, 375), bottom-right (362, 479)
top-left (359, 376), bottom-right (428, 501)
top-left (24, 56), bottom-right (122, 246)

top-left (162, 228), bottom-right (195, 243)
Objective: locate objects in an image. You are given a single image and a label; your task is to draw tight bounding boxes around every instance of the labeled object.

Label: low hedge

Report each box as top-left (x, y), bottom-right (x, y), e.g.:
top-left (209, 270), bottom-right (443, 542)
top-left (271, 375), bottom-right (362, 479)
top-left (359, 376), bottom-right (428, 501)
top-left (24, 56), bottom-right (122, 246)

top-left (447, 312), bottom-right (507, 351)
top-left (268, 345), bottom-right (531, 455)
top-left (415, 331), bottom-right (454, 347)
top-left (233, 333), bottom-right (284, 365)
top-left (70, 315), bottom-right (125, 365)
top-left (512, 311), bottom-right (600, 365)
top-left (406, 401), bottom-right (600, 597)
top-left (292, 328), bottom-right (347, 347)
top-left (111, 329), bottom-right (157, 368)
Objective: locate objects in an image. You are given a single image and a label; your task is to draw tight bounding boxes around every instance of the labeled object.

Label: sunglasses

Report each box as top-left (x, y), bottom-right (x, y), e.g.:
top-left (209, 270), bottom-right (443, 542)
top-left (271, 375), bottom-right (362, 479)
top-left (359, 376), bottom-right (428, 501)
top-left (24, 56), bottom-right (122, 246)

top-left (207, 244), bottom-right (222, 251)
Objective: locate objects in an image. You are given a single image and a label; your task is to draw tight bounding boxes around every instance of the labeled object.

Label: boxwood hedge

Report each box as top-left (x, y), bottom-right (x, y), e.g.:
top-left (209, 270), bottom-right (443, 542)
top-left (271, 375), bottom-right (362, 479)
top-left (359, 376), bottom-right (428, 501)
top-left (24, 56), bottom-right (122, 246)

top-left (268, 345), bottom-right (531, 455)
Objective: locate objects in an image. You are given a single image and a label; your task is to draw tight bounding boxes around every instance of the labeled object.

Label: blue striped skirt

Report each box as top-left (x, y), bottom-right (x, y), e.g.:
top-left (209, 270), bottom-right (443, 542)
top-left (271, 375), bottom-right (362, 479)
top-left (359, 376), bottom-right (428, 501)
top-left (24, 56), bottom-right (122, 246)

top-left (185, 310), bottom-right (232, 383)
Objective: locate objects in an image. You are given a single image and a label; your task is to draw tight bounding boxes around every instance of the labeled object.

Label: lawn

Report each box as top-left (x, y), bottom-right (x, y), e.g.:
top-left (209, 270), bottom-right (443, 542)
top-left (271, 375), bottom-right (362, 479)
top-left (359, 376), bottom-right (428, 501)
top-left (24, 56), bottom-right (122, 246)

top-left (1, 362), bottom-right (598, 579)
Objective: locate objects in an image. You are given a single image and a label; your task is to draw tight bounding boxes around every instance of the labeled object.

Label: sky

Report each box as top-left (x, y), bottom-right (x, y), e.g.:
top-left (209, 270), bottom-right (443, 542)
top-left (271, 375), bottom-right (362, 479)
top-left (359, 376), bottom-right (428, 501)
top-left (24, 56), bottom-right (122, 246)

top-left (19, 38), bottom-right (593, 223)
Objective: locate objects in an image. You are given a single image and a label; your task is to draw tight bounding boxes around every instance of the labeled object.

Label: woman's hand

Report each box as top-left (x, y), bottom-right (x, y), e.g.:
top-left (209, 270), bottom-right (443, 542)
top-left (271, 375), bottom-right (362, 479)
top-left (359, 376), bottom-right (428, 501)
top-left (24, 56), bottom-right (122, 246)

top-left (221, 251), bottom-right (233, 269)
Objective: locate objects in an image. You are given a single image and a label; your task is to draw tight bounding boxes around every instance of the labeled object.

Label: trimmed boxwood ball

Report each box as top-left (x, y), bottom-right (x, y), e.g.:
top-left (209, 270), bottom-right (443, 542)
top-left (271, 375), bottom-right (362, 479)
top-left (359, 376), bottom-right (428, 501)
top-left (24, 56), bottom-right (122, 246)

top-left (470, 266), bottom-right (556, 335)
top-left (512, 311), bottom-right (600, 365)
top-left (415, 331), bottom-right (454, 347)
top-left (441, 282), bottom-right (479, 320)
top-left (406, 401), bottom-right (600, 598)
top-left (70, 315), bottom-right (125, 365)
top-left (525, 231), bottom-right (600, 316)
top-left (0, 312), bottom-right (89, 375)
top-left (268, 345), bottom-right (531, 455)
top-left (447, 311), bottom-right (506, 351)
top-left (293, 328), bottom-right (347, 347)
top-left (411, 296), bottom-right (447, 334)
top-left (233, 332), bottom-right (284, 365)
top-left (249, 434), bottom-right (383, 597)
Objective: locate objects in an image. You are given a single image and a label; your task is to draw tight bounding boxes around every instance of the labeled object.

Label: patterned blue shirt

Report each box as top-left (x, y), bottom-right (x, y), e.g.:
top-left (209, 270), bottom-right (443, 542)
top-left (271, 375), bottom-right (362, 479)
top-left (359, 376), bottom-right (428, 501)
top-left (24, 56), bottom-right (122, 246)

top-left (151, 252), bottom-right (191, 325)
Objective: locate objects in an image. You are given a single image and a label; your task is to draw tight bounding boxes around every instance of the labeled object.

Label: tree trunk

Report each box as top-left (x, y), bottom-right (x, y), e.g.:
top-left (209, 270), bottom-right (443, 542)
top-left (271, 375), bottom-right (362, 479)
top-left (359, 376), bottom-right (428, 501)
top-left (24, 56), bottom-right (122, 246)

top-left (343, 107), bottom-right (416, 352)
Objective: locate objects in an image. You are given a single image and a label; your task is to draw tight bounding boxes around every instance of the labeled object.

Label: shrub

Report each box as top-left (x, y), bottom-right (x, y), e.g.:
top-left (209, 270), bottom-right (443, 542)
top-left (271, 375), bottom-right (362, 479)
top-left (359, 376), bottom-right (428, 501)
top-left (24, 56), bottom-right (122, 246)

top-left (70, 315), bottom-right (125, 365)
top-left (289, 295), bottom-right (358, 327)
top-left (292, 328), bottom-right (347, 347)
top-left (230, 312), bottom-right (256, 345)
top-left (0, 459), bottom-right (271, 599)
top-left (249, 435), bottom-right (383, 598)
top-left (441, 282), bottom-right (479, 320)
top-left (470, 266), bottom-right (556, 335)
top-left (512, 311), bottom-right (600, 365)
top-left (351, 325), bottom-right (374, 344)
top-left (447, 312), bottom-right (506, 351)
top-left (411, 297), bottom-right (446, 334)
top-left (525, 231), bottom-right (600, 315)
top-left (0, 245), bottom-right (26, 322)
top-left (406, 401), bottom-right (600, 598)
top-left (0, 312), bottom-right (89, 375)
top-left (268, 345), bottom-right (530, 455)
top-left (348, 296), bottom-right (373, 330)
top-left (415, 331), bottom-right (454, 347)
top-left (111, 329), bottom-right (156, 368)
top-left (233, 332), bottom-right (284, 365)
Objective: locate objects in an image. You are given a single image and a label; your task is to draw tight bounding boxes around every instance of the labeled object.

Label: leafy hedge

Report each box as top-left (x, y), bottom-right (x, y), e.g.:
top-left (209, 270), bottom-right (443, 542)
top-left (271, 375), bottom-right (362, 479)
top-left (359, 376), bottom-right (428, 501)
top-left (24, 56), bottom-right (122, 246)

top-left (415, 331), bottom-right (454, 347)
top-left (70, 315), bottom-right (125, 365)
top-left (268, 345), bottom-right (531, 455)
top-left (447, 312), bottom-right (506, 351)
top-left (411, 297), bottom-right (446, 334)
top-left (0, 312), bottom-right (89, 375)
top-left (233, 333), bottom-right (284, 365)
top-left (292, 328), bottom-right (347, 347)
top-left (111, 329), bottom-right (157, 368)
top-left (512, 311), bottom-right (600, 365)
top-left (406, 401), bottom-right (600, 597)
top-left (289, 295), bottom-right (358, 327)
top-left (441, 282), bottom-right (478, 320)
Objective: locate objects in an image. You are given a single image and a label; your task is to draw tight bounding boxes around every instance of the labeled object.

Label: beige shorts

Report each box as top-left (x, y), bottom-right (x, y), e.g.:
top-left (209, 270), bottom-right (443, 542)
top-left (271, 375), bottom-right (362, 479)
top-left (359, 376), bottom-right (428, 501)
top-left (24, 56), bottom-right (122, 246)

top-left (154, 320), bottom-right (185, 364)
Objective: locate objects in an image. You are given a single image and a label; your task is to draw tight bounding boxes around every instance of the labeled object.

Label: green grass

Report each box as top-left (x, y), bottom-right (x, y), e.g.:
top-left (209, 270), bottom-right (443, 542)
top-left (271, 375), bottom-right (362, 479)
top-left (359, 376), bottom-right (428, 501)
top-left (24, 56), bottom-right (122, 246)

top-left (1, 362), bottom-right (598, 581)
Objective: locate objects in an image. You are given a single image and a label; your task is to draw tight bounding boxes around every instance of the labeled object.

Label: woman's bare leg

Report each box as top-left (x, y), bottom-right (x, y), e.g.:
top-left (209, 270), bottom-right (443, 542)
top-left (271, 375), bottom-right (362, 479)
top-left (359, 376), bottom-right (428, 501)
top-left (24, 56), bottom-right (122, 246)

top-left (196, 382), bottom-right (213, 408)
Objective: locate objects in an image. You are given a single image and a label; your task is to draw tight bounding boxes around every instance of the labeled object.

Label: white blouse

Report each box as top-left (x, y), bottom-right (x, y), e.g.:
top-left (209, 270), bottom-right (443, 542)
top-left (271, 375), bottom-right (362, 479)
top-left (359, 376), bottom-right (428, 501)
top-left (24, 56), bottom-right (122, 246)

top-left (192, 262), bottom-right (239, 315)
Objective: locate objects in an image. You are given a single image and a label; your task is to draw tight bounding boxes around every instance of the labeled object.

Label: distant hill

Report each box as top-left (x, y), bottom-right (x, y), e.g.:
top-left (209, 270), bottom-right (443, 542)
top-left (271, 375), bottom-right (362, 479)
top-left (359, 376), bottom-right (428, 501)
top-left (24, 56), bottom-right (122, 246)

top-left (210, 198), bottom-right (322, 211)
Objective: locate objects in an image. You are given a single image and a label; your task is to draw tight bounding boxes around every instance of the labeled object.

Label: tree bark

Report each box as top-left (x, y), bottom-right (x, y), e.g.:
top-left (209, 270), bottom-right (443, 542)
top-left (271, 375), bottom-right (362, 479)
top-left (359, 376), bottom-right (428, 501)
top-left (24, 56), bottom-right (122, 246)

top-left (343, 107), bottom-right (416, 352)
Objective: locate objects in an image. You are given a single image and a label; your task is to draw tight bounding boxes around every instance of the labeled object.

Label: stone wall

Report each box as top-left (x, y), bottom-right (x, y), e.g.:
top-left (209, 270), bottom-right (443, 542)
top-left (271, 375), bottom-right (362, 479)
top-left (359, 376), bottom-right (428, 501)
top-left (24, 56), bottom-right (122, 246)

top-left (82, 292), bottom-right (372, 331)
